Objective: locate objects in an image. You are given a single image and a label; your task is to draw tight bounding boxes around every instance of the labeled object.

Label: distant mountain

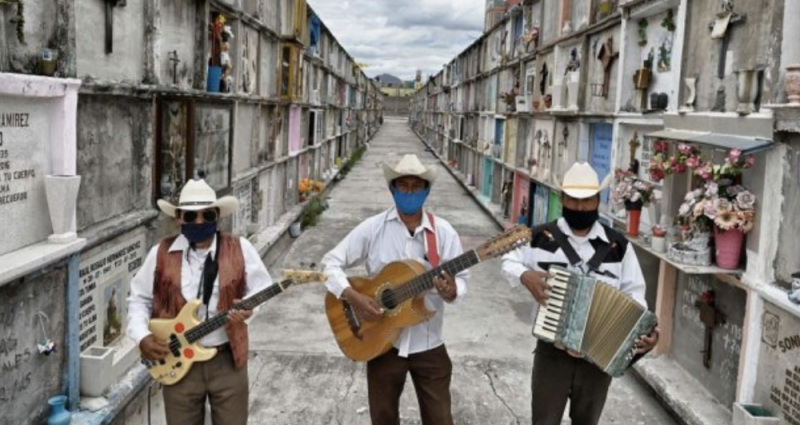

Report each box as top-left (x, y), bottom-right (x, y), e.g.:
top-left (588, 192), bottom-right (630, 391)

top-left (374, 73), bottom-right (403, 88)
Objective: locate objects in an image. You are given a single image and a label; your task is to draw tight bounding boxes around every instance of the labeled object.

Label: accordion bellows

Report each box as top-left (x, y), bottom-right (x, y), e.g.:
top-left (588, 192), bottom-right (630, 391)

top-left (534, 266), bottom-right (658, 377)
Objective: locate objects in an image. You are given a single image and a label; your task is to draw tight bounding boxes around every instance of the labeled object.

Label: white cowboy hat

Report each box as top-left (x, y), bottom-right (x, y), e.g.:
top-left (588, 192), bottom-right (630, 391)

top-left (381, 154), bottom-right (438, 185)
top-left (560, 162), bottom-right (612, 199)
top-left (157, 179), bottom-right (239, 218)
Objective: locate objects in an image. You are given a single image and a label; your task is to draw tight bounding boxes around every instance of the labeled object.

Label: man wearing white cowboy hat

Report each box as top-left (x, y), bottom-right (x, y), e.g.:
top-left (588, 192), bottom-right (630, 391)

top-left (127, 179), bottom-right (273, 425)
top-left (322, 154), bottom-right (468, 425)
top-left (501, 162), bottom-right (659, 425)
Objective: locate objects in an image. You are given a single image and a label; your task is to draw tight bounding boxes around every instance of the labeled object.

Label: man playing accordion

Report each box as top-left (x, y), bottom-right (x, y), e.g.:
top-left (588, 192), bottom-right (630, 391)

top-left (502, 163), bottom-right (660, 425)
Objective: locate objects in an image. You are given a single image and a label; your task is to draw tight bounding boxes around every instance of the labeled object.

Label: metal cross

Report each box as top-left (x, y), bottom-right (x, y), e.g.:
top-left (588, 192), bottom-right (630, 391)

top-left (169, 51), bottom-right (181, 85)
top-left (708, 13), bottom-right (746, 79)
top-left (597, 37), bottom-right (619, 98)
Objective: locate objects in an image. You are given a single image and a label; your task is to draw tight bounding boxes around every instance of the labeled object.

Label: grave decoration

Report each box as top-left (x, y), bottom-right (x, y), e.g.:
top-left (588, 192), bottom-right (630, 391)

top-left (611, 168), bottom-right (657, 237)
top-left (666, 148), bottom-right (756, 268)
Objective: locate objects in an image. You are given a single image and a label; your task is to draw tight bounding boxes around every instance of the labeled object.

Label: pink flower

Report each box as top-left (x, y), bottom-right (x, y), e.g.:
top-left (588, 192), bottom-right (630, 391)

top-left (678, 144), bottom-right (693, 155)
top-left (728, 149), bottom-right (742, 163)
top-left (703, 202), bottom-right (718, 220)
top-left (705, 182), bottom-right (719, 197)
top-left (744, 155), bottom-right (756, 168)
top-left (686, 156), bottom-right (700, 168)
top-left (679, 203), bottom-right (691, 216)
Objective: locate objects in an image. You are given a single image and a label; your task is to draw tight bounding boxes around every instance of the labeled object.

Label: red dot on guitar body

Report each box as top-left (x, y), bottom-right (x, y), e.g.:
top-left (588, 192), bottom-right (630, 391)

top-left (174, 323), bottom-right (185, 333)
top-left (183, 348), bottom-right (194, 359)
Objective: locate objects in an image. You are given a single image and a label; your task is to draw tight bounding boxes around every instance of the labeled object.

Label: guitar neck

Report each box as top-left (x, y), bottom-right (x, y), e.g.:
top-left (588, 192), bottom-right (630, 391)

top-left (394, 250), bottom-right (480, 303)
top-left (185, 280), bottom-right (287, 343)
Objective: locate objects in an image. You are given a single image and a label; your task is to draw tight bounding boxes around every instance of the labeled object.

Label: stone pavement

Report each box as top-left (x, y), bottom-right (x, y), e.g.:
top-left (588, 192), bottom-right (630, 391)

top-left (246, 117), bottom-right (679, 425)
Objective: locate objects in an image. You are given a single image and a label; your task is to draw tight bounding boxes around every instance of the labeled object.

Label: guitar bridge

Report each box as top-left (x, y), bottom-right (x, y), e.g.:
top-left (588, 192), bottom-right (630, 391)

top-left (342, 300), bottom-right (363, 339)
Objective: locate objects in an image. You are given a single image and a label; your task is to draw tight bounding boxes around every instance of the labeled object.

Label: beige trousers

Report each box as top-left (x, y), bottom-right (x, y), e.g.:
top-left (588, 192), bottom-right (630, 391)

top-left (162, 346), bottom-right (249, 425)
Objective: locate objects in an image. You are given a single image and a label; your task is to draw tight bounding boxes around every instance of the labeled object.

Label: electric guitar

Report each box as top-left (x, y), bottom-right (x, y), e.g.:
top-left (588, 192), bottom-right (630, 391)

top-left (325, 225), bottom-right (532, 362)
top-left (143, 269), bottom-right (326, 385)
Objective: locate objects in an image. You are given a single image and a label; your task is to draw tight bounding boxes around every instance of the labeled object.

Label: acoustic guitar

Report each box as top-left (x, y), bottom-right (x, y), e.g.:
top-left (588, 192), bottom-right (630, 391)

top-left (143, 269), bottom-right (325, 385)
top-left (325, 225), bottom-right (532, 362)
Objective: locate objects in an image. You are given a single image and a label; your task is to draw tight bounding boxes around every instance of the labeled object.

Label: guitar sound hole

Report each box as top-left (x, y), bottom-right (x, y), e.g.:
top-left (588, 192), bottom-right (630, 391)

top-left (380, 289), bottom-right (399, 310)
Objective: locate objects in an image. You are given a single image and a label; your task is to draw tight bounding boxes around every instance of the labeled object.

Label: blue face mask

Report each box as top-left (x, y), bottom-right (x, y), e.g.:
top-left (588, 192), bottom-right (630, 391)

top-left (391, 187), bottom-right (430, 215)
top-left (181, 222), bottom-right (217, 243)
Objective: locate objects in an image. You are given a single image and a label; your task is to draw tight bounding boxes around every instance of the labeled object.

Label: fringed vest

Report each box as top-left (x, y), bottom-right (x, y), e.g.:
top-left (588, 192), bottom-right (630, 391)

top-left (152, 233), bottom-right (249, 369)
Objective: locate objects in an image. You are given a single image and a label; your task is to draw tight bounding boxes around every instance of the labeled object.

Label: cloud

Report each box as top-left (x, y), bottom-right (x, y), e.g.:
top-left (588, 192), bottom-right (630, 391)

top-left (308, 0), bottom-right (485, 81)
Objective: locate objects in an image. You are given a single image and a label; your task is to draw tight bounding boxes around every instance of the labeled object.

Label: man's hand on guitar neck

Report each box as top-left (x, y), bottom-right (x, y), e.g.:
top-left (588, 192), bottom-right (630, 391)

top-left (140, 335), bottom-right (170, 361)
top-left (228, 299), bottom-right (253, 325)
top-left (342, 288), bottom-right (384, 322)
top-left (433, 271), bottom-right (457, 303)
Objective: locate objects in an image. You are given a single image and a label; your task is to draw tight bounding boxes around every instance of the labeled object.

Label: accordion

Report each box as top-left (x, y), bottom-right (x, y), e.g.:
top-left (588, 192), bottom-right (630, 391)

top-left (533, 266), bottom-right (658, 377)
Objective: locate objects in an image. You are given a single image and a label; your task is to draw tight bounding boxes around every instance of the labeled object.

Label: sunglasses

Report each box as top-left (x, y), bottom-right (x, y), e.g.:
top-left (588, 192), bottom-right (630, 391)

top-left (179, 209), bottom-right (218, 223)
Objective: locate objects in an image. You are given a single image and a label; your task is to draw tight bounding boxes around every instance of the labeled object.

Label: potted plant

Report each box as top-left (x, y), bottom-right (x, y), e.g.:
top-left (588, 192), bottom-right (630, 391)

top-left (638, 19), bottom-right (649, 46)
top-left (648, 141), bottom-right (701, 182)
top-left (611, 169), bottom-right (656, 237)
top-left (651, 224), bottom-right (668, 252)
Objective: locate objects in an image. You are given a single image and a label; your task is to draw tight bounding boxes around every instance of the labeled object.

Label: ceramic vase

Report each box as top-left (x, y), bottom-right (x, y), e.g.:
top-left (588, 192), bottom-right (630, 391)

top-left (651, 235), bottom-right (666, 253)
top-left (715, 227), bottom-right (745, 269)
top-left (47, 395), bottom-right (71, 425)
top-left (44, 175), bottom-right (81, 244)
top-left (786, 64), bottom-right (800, 104)
top-left (735, 70), bottom-right (759, 115)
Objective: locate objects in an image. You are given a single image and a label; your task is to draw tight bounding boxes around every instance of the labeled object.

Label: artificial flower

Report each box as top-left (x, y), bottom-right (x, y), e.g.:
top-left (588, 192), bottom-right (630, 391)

top-left (736, 191), bottom-right (756, 210)
top-left (715, 210), bottom-right (738, 230)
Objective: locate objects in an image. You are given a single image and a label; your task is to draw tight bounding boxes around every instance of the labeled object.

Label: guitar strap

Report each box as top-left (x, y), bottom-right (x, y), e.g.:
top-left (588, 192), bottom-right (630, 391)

top-left (424, 212), bottom-right (440, 267)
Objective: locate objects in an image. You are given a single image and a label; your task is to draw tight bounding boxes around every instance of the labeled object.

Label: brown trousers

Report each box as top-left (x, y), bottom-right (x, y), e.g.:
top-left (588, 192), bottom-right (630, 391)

top-left (162, 345), bottom-right (249, 425)
top-left (530, 341), bottom-right (612, 425)
top-left (366, 344), bottom-right (454, 425)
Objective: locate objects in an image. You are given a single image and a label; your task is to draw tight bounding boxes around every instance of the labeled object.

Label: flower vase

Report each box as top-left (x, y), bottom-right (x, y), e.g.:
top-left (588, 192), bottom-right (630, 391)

top-left (47, 395), bottom-right (71, 425)
top-left (785, 64), bottom-right (800, 104)
top-left (45, 175), bottom-right (81, 244)
top-left (651, 235), bottom-right (666, 253)
top-left (715, 227), bottom-right (745, 269)
top-left (627, 209), bottom-right (642, 237)
top-left (625, 201), bottom-right (644, 237)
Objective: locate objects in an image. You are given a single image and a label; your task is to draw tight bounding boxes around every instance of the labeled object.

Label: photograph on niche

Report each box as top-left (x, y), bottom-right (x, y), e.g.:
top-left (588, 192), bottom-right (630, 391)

top-left (159, 101), bottom-right (188, 200)
top-left (102, 280), bottom-right (125, 346)
top-left (194, 104), bottom-right (231, 191)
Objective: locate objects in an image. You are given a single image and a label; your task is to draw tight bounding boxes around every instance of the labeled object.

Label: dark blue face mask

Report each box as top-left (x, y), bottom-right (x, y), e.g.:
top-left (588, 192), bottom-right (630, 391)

top-left (391, 187), bottom-right (430, 215)
top-left (181, 222), bottom-right (218, 243)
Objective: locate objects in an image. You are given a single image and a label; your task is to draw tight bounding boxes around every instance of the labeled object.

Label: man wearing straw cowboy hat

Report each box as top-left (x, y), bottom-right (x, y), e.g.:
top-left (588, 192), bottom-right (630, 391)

top-left (127, 179), bottom-right (273, 425)
top-left (322, 154), bottom-right (468, 425)
top-left (501, 162), bottom-right (659, 425)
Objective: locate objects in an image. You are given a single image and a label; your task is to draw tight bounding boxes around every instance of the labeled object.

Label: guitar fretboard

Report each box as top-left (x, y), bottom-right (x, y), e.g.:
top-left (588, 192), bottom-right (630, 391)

top-left (392, 250), bottom-right (480, 304)
top-left (185, 281), bottom-right (287, 343)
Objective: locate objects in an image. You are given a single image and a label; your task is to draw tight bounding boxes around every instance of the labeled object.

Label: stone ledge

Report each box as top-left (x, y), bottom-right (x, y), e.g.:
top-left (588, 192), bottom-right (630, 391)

top-left (633, 356), bottom-right (732, 425)
top-left (71, 364), bottom-right (151, 425)
top-left (0, 238), bottom-right (86, 288)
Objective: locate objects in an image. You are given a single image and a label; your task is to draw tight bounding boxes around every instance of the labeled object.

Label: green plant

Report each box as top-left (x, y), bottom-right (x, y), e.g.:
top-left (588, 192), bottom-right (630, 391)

top-left (638, 19), bottom-right (649, 46)
top-left (661, 9), bottom-right (676, 32)
top-left (300, 197), bottom-right (327, 229)
top-left (338, 145), bottom-right (367, 178)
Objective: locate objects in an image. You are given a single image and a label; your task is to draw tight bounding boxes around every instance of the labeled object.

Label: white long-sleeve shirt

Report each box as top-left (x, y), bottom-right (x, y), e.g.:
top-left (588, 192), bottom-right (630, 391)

top-left (127, 234), bottom-right (273, 347)
top-left (322, 208), bottom-right (468, 357)
top-left (502, 218), bottom-right (646, 322)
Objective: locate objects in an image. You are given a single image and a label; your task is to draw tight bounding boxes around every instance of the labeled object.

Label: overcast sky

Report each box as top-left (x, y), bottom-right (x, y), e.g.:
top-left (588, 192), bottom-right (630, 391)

top-left (308, 0), bottom-right (486, 82)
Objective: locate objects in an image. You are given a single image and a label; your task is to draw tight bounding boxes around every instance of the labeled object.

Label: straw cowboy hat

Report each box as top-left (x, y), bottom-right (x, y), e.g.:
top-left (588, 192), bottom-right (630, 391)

top-left (382, 154), bottom-right (438, 185)
top-left (157, 179), bottom-right (239, 218)
top-left (560, 162), bottom-right (612, 199)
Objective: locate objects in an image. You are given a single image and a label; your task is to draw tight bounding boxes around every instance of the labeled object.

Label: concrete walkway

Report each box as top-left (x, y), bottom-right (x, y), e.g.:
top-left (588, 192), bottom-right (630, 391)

top-left (246, 118), bottom-right (678, 425)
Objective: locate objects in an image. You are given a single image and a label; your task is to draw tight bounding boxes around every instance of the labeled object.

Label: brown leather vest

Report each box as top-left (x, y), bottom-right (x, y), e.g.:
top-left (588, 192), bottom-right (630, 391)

top-left (152, 233), bottom-right (249, 369)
